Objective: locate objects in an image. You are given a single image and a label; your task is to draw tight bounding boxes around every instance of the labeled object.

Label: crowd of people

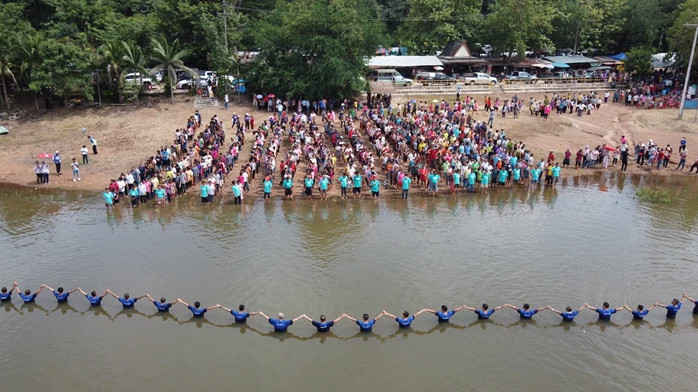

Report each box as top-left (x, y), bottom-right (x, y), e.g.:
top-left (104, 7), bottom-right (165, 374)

top-left (2, 282), bottom-right (695, 333)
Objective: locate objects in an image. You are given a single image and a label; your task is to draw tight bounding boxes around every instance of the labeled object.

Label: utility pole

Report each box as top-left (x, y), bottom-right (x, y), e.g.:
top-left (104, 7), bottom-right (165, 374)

top-left (219, 0), bottom-right (232, 53)
top-left (678, 24), bottom-right (698, 120)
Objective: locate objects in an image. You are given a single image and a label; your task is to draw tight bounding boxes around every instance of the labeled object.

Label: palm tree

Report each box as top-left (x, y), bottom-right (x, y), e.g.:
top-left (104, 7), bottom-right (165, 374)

top-left (15, 33), bottom-right (43, 110)
top-left (0, 32), bottom-right (18, 111)
top-left (99, 40), bottom-right (124, 102)
top-left (150, 35), bottom-right (196, 104)
top-left (86, 47), bottom-right (105, 107)
top-left (120, 42), bottom-right (148, 106)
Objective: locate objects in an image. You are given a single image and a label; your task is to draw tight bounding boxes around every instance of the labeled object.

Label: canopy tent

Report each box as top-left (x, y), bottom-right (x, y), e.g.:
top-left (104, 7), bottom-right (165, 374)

top-left (551, 62), bottom-right (570, 68)
top-left (531, 63), bottom-right (554, 69)
top-left (609, 53), bottom-right (627, 61)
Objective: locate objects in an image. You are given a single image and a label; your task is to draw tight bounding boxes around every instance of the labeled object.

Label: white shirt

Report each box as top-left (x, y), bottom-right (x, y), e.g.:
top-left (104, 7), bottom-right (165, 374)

top-left (81, 147), bottom-right (88, 155)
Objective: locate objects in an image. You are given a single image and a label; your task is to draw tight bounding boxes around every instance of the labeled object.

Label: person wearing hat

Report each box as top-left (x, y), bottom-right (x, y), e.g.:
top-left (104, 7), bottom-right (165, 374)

top-left (263, 176), bottom-right (273, 200)
top-left (258, 311), bottom-right (306, 332)
top-left (52, 151), bottom-right (62, 176)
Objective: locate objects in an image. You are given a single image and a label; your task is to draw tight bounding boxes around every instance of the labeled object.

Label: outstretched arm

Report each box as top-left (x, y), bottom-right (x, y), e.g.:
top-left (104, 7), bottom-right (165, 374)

top-left (615, 306), bottom-right (625, 311)
top-left (258, 312), bottom-right (270, 320)
top-left (78, 287), bottom-right (87, 296)
top-left (382, 310), bottom-right (396, 319)
top-left (292, 314), bottom-right (306, 322)
top-left (42, 284), bottom-right (54, 292)
top-left (146, 294), bottom-right (154, 302)
top-left (333, 315), bottom-right (344, 323)
top-left (454, 305), bottom-right (465, 312)
top-left (685, 293), bottom-right (696, 303)
top-left (106, 290), bottom-right (119, 298)
top-left (420, 308), bottom-right (436, 314)
top-left (647, 304), bottom-right (656, 311)
top-left (343, 313), bottom-right (357, 322)
top-left (219, 305), bottom-right (232, 312)
top-left (462, 305), bottom-right (476, 311)
top-left (35, 285), bottom-right (45, 295)
top-left (136, 294), bottom-right (147, 300)
top-left (585, 303), bottom-right (597, 311)
top-left (374, 313), bottom-right (384, 321)
top-left (505, 304), bottom-right (518, 311)
top-left (547, 307), bottom-right (562, 315)
top-left (177, 298), bottom-right (189, 307)
top-left (301, 315), bottom-right (312, 322)
top-left (578, 304), bottom-right (586, 312)
top-left (624, 304), bottom-right (633, 312)
top-left (68, 288), bottom-right (79, 294)
top-left (206, 304), bottom-right (221, 311)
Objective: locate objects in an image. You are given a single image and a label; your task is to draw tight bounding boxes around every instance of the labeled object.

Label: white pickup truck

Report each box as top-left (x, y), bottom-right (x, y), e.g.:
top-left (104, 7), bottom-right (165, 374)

top-left (463, 72), bottom-right (498, 86)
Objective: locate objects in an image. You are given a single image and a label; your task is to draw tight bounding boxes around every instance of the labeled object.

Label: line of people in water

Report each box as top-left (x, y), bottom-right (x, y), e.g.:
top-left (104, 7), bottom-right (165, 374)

top-left (2, 283), bottom-right (695, 333)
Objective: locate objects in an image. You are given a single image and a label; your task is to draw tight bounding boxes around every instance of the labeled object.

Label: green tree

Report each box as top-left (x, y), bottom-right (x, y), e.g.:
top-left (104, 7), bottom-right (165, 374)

top-left (0, 32), bottom-right (18, 110)
top-left (551, 0), bottom-right (627, 54)
top-left (15, 33), bottom-right (44, 110)
top-left (248, 0), bottom-right (385, 100)
top-left (31, 38), bottom-right (93, 105)
top-left (483, 0), bottom-right (554, 62)
top-left (397, 0), bottom-right (481, 54)
top-left (86, 46), bottom-right (105, 106)
top-left (622, 0), bottom-right (661, 49)
top-left (99, 40), bottom-right (124, 102)
top-left (624, 46), bottom-right (654, 77)
top-left (120, 42), bottom-right (148, 105)
top-left (668, 0), bottom-right (698, 67)
top-left (150, 35), bottom-right (196, 104)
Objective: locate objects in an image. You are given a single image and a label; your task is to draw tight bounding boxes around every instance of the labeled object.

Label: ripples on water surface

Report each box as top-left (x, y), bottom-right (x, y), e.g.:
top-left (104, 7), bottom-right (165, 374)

top-left (0, 174), bottom-right (698, 392)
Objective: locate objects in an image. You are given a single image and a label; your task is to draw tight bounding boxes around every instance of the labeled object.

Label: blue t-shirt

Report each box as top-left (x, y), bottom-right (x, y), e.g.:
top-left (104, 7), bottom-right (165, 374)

top-left (103, 192), bottom-right (114, 204)
top-left (436, 310), bottom-right (456, 322)
top-left (596, 308), bottom-right (616, 320)
top-left (370, 180), bottom-right (380, 192)
top-left (0, 291), bottom-right (12, 301)
top-left (396, 316), bottom-right (415, 328)
top-left (352, 175), bottom-right (362, 187)
top-left (283, 179), bottom-right (293, 189)
top-left (188, 305), bottom-right (207, 317)
top-left (119, 297), bottom-right (137, 307)
top-left (155, 188), bottom-right (165, 199)
top-left (232, 310), bottom-right (250, 322)
top-left (468, 173), bottom-right (476, 185)
top-left (86, 295), bottom-right (102, 306)
top-left (453, 173), bottom-right (461, 185)
top-left (320, 178), bottom-right (329, 190)
top-left (269, 318), bottom-right (293, 331)
top-left (632, 309), bottom-right (649, 320)
top-left (402, 177), bottom-right (412, 190)
top-left (232, 185), bottom-right (241, 197)
top-left (531, 169), bottom-right (540, 181)
top-left (200, 185), bottom-right (208, 198)
top-left (356, 319), bottom-right (376, 331)
top-left (518, 309), bottom-right (538, 319)
top-left (263, 180), bottom-right (272, 193)
top-left (154, 301), bottom-right (172, 312)
top-left (561, 310), bottom-right (579, 321)
top-left (20, 293), bottom-right (38, 303)
top-left (339, 176), bottom-right (348, 187)
top-left (513, 168), bottom-right (521, 180)
top-left (666, 302), bottom-right (682, 319)
top-left (53, 291), bottom-right (69, 303)
top-left (312, 320), bottom-right (335, 332)
top-left (552, 167), bottom-right (561, 177)
top-left (498, 170), bottom-right (508, 182)
top-left (475, 309), bottom-right (495, 319)
top-left (693, 301), bottom-right (698, 314)
top-left (304, 178), bottom-right (314, 188)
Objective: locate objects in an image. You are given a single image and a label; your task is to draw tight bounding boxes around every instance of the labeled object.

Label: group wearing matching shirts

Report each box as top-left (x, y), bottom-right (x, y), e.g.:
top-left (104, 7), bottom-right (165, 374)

top-left (1, 283), bottom-right (694, 333)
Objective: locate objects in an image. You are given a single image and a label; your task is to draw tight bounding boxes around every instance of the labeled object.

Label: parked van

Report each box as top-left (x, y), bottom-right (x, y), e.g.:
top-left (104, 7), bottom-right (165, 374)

top-left (371, 69), bottom-right (402, 81)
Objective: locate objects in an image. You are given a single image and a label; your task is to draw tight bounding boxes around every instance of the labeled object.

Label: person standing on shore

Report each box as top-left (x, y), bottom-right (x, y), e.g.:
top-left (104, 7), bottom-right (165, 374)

top-left (81, 145), bottom-right (89, 164)
top-left (88, 136), bottom-right (98, 155)
top-left (40, 161), bottom-right (50, 183)
top-left (71, 158), bottom-right (81, 181)
top-left (676, 150), bottom-right (687, 170)
top-left (52, 151), bottom-right (61, 176)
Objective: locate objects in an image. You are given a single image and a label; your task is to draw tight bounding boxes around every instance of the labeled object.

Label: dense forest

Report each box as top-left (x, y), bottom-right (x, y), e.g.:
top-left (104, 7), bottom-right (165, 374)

top-left (0, 0), bottom-right (697, 107)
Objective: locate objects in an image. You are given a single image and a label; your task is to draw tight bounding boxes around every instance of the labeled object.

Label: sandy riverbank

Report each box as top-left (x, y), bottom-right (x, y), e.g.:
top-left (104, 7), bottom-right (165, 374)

top-left (0, 93), bottom-right (696, 195)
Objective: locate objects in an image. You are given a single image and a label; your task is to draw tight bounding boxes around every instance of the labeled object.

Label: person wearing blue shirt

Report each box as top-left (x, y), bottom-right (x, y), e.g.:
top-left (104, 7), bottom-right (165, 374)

top-left (259, 311), bottom-right (305, 332)
top-left (506, 303), bottom-right (544, 319)
top-left (345, 312), bottom-right (384, 332)
top-left (656, 297), bottom-right (683, 319)
top-left (15, 283), bottom-right (45, 303)
top-left (304, 176), bottom-right (314, 199)
top-left (283, 176), bottom-right (294, 200)
top-left (107, 290), bottom-right (145, 308)
top-left (145, 294), bottom-right (177, 312)
top-left (684, 293), bottom-right (698, 315)
top-left (401, 176), bottom-right (412, 199)
top-left (370, 178), bottom-right (381, 198)
top-left (319, 176), bottom-right (330, 200)
top-left (624, 303), bottom-right (655, 320)
top-left (44, 285), bottom-right (77, 303)
top-left (352, 174), bottom-right (362, 198)
top-left (339, 173), bottom-right (349, 199)
top-left (383, 310), bottom-right (418, 328)
top-left (78, 287), bottom-right (107, 306)
top-left (219, 304), bottom-right (259, 323)
top-left (464, 303), bottom-right (503, 320)
top-left (586, 302), bottom-right (625, 321)
top-left (263, 177), bottom-right (273, 200)
top-left (302, 314), bottom-right (344, 332)
top-left (0, 282), bottom-right (18, 301)
top-left (547, 304), bottom-right (586, 321)
top-left (178, 299), bottom-right (219, 317)
top-left (420, 305), bottom-right (465, 322)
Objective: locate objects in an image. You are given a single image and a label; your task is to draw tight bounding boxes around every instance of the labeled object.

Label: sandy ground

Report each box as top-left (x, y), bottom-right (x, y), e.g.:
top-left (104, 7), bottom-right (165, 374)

top-left (1, 92), bottom-right (697, 197)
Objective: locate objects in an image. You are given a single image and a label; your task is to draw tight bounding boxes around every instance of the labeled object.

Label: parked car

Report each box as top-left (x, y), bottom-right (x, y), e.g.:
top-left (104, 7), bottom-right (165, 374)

top-left (463, 72), bottom-right (497, 86)
top-left (176, 77), bottom-right (208, 90)
top-left (123, 73), bottom-right (153, 88)
top-left (415, 72), bottom-right (456, 85)
top-left (505, 71), bottom-right (537, 83)
top-left (392, 75), bottom-right (413, 87)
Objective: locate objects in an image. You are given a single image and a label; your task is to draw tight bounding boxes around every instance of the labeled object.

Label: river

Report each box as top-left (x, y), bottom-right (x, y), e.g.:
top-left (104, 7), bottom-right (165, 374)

top-left (1, 172), bottom-right (697, 392)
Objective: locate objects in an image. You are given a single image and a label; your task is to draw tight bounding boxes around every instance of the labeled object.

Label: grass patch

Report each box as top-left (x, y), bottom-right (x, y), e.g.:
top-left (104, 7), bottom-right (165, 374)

top-left (636, 187), bottom-right (671, 203)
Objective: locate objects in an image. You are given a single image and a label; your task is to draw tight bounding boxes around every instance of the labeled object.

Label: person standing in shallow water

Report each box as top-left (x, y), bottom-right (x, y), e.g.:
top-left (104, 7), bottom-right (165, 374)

top-left (586, 302), bottom-right (625, 321)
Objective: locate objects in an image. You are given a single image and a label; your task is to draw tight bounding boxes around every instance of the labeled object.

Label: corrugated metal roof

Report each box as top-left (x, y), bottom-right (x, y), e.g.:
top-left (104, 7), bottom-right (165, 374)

top-left (542, 55), bottom-right (598, 64)
top-left (367, 56), bottom-right (443, 68)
